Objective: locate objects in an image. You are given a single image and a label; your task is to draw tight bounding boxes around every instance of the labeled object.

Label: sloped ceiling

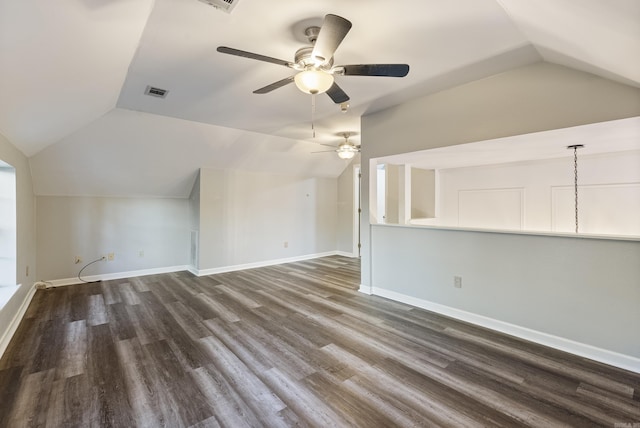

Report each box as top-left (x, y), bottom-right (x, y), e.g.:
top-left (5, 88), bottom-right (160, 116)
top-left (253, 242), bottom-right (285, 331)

top-left (1, 0), bottom-right (639, 197)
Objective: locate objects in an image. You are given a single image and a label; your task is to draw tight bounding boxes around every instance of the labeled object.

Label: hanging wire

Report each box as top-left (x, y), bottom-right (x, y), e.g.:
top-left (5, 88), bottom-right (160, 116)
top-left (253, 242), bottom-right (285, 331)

top-left (78, 256), bottom-right (106, 283)
top-left (568, 145), bottom-right (584, 233)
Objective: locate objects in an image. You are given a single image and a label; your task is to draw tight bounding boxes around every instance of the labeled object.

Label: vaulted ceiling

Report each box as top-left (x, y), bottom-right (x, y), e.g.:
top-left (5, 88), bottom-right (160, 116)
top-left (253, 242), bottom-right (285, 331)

top-left (0, 0), bottom-right (638, 197)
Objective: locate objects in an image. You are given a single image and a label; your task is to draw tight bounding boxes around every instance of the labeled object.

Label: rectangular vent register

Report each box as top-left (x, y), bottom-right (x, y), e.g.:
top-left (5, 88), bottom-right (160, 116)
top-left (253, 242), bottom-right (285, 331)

top-left (144, 86), bottom-right (169, 98)
top-left (197, 0), bottom-right (238, 13)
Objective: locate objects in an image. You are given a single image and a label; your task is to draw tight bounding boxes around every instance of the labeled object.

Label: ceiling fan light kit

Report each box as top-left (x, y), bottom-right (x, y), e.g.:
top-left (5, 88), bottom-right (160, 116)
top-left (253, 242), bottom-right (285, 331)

top-left (337, 144), bottom-right (358, 159)
top-left (217, 13), bottom-right (409, 104)
top-left (312, 132), bottom-right (360, 159)
top-left (294, 69), bottom-right (334, 94)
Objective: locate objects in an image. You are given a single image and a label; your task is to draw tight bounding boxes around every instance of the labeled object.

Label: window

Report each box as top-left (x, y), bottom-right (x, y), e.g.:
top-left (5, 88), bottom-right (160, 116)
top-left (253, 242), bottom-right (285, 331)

top-left (0, 162), bottom-right (16, 287)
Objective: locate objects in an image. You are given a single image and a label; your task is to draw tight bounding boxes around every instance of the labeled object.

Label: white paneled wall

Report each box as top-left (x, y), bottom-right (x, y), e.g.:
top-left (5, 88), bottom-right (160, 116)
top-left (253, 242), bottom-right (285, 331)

top-left (551, 183), bottom-right (640, 235)
top-left (437, 150), bottom-right (640, 236)
top-left (458, 188), bottom-right (524, 230)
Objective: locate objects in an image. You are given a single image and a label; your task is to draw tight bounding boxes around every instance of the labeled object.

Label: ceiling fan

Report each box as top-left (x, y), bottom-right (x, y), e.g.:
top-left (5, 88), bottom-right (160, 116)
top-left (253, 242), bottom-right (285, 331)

top-left (217, 14), bottom-right (410, 104)
top-left (313, 132), bottom-right (360, 159)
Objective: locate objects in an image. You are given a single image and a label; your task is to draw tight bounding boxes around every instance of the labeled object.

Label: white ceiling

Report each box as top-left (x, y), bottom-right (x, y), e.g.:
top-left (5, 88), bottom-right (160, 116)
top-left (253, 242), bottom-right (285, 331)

top-left (377, 117), bottom-right (640, 170)
top-left (1, 0), bottom-right (639, 196)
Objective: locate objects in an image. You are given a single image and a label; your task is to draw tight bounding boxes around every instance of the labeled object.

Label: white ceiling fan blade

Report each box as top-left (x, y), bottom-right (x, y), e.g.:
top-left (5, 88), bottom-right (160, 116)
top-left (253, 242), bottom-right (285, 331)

top-left (253, 76), bottom-right (295, 94)
top-left (311, 14), bottom-right (352, 65)
top-left (217, 46), bottom-right (293, 68)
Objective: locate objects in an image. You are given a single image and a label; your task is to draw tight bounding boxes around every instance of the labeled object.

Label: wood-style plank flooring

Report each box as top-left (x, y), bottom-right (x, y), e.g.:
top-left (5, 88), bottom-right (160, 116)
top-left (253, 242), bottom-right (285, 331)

top-left (1, 256), bottom-right (639, 427)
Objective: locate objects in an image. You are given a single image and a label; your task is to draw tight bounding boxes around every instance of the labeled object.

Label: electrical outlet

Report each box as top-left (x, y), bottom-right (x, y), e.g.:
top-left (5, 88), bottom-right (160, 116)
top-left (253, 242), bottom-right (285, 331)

top-left (284, 241), bottom-right (288, 248)
top-left (108, 253), bottom-right (115, 261)
top-left (75, 256), bottom-right (82, 264)
top-left (454, 276), bottom-right (462, 288)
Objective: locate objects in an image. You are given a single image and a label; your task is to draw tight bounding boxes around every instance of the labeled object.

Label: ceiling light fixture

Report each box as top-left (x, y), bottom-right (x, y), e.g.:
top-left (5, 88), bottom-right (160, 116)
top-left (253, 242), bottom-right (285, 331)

top-left (336, 132), bottom-right (359, 159)
top-left (337, 144), bottom-right (358, 159)
top-left (294, 68), bottom-right (334, 95)
top-left (310, 132), bottom-right (360, 159)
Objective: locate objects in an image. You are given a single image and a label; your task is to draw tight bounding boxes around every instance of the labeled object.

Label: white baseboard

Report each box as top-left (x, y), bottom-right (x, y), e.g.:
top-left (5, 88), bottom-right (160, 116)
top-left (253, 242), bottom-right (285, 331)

top-left (0, 284), bottom-right (37, 359)
top-left (47, 265), bottom-right (190, 287)
top-left (193, 251), bottom-right (342, 276)
top-left (45, 251), bottom-right (356, 285)
top-left (372, 287), bottom-right (640, 374)
top-left (335, 251), bottom-right (358, 258)
top-left (358, 284), bottom-right (372, 295)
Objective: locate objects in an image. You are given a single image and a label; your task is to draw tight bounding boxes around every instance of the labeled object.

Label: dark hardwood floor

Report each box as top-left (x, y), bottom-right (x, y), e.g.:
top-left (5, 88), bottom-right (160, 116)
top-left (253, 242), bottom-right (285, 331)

top-left (1, 256), bottom-right (638, 427)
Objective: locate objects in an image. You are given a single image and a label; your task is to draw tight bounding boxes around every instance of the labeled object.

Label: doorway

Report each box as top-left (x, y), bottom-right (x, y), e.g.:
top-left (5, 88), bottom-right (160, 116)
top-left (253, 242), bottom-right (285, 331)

top-left (353, 165), bottom-right (361, 257)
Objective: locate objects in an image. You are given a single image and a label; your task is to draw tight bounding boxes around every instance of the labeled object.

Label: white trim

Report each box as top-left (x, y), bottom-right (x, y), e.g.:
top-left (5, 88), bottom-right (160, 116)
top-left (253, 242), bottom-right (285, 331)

top-left (46, 265), bottom-right (190, 287)
top-left (193, 251), bottom-right (341, 276)
top-left (372, 286), bottom-right (640, 374)
top-left (353, 164), bottom-right (361, 257)
top-left (0, 284), bottom-right (37, 359)
top-left (0, 284), bottom-right (20, 309)
top-left (358, 284), bottom-right (372, 295)
top-left (42, 252), bottom-right (354, 285)
top-left (335, 251), bottom-right (357, 258)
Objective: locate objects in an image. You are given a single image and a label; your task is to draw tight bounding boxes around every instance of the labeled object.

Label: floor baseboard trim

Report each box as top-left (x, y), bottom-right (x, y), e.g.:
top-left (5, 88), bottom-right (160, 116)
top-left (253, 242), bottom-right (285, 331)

top-left (0, 284), bottom-right (37, 359)
top-left (358, 284), bottom-right (372, 295)
top-left (194, 251), bottom-right (342, 276)
top-left (47, 265), bottom-right (190, 287)
top-left (372, 286), bottom-right (640, 374)
top-left (335, 251), bottom-right (358, 258)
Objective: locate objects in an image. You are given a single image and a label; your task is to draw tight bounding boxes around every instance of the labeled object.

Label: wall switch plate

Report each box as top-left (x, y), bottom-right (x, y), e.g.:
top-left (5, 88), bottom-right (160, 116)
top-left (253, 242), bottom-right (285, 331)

top-left (139, 250), bottom-right (144, 257)
top-left (284, 241), bottom-right (288, 248)
top-left (454, 276), bottom-right (462, 288)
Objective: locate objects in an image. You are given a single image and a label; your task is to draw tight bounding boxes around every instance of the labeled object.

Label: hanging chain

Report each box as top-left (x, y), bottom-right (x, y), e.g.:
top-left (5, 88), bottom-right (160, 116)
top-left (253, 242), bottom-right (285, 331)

top-left (573, 146), bottom-right (579, 233)
top-left (311, 93), bottom-right (316, 138)
top-left (567, 145), bottom-right (583, 233)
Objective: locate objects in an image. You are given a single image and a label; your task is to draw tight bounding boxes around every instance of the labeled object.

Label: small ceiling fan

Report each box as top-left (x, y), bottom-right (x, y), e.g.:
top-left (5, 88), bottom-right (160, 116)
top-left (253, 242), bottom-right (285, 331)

top-left (313, 132), bottom-right (360, 159)
top-left (217, 14), bottom-right (409, 104)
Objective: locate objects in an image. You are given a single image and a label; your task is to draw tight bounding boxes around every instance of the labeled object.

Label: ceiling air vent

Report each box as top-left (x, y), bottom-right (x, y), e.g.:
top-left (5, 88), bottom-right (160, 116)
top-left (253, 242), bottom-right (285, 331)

top-left (196, 0), bottom-right (238, 13)
top-left (144, 85), bottom-right (169, 98)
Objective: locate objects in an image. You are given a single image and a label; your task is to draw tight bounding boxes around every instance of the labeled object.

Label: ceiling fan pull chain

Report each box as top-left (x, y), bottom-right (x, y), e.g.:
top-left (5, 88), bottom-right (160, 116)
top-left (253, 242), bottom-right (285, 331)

top-left (311, 93), bottom-right (316, 138)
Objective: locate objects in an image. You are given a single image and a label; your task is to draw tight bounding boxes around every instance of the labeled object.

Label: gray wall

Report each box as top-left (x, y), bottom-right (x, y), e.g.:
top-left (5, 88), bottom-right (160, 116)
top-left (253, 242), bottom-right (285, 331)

top-left (372, 225), bottom-right (640, 359)
top-left (411, 168), bottom-right (436, 219)
top-left (189, 174), bottom-right (201, 269)
top-left (360, 62), bottom-right (640, 365)
top-left (198, 168), bottom-right (338, 270)
top-left (36, 196), bottom-right (190, 280)
top-left (337, 159), bottom-right (359, 255)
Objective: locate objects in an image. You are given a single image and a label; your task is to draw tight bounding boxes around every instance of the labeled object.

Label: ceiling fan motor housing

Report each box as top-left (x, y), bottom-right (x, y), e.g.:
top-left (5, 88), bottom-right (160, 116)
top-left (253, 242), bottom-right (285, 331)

top-left (295, 46), bottom-right (333, 70)
top-left (304, 26), bottom-right (320, 44)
